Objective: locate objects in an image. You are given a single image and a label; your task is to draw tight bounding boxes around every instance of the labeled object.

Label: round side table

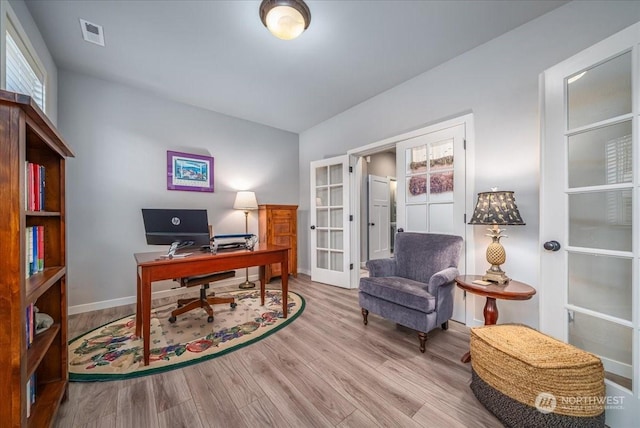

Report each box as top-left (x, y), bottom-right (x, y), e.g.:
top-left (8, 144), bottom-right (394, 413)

top-left (455, 275), bottom-right (536, 363)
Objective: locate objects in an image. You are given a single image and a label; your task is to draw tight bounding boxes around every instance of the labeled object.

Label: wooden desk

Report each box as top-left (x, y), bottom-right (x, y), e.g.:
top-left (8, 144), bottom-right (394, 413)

top-left (455, 275), bottom-right (536, 363)
top-left (135, 244), bottom-right (289, 366)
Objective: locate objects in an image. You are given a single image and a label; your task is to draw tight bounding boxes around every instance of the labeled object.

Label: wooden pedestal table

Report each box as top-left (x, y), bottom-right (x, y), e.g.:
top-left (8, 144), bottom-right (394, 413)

top-left (455, 275), bottom-right (536, 363)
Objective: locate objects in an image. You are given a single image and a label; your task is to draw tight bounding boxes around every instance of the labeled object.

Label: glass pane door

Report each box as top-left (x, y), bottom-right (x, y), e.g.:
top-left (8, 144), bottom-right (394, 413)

top-left (541, 24), bottom-right (640, 426)
top-left (565, 50), bottom-right (633, 391)
top-left (310, 155), bottom-right (351, 287)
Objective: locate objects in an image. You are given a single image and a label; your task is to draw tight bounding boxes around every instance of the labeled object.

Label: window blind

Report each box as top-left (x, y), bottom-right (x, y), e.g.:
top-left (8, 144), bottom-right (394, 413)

top-left (5, 30), bottom-right (45, 110)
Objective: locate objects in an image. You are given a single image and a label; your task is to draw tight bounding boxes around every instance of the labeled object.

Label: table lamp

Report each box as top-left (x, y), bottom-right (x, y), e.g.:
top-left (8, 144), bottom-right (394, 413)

top-left (233, 191), bottom-right (259, 289)
top-left (468, 190), bottom-right (525, 284)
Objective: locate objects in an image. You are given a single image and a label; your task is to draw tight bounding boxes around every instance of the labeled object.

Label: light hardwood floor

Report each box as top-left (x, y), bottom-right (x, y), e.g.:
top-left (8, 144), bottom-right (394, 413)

top-left (56, 275), bottom-right (501, 428)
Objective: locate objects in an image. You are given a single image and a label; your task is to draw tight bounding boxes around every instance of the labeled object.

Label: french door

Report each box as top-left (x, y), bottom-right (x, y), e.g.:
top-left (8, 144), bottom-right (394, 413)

top-left (396, 123), bottom-right (467, 322)
top-left (540, 22), bottom-right (639, 426)
top-left (310, 155), bottom-right (352, 287)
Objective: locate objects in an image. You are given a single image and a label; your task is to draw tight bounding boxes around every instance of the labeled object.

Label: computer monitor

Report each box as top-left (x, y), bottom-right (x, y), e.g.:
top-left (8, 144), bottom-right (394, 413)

top-left (141, 209), bottom-right (211, 250)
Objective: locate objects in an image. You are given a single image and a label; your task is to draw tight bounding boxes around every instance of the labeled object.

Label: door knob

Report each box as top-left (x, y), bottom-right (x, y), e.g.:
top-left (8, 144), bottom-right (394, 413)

top-left (543, 240), bottom-right (561, 251)
top-left (397, 228), bottom-right (404, 233)
top-left (368, 222), bottom-right (375, 226)
top-left (310, 225), bottom-right (316, 230)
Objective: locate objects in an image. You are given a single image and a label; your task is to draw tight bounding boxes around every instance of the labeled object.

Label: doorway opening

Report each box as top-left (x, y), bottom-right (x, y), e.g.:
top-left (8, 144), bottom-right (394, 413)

top-left (361, 150), bottom-right (397, 270)
top-left (347, 114), bottom-right (475, 324)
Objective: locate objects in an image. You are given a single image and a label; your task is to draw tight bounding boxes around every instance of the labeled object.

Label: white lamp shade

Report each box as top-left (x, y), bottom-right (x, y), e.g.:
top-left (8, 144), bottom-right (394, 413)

top-left (233, 191), bottom-right (258, 211)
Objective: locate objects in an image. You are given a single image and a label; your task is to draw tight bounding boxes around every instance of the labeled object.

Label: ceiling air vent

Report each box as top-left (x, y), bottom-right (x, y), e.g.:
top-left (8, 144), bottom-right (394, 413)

top-left (80, 19), bottom-right (105, 47)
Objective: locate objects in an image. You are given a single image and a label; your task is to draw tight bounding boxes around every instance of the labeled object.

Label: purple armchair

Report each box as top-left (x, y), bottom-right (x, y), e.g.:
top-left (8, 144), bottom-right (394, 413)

top-left (359, 232), bottom-right (463, 352)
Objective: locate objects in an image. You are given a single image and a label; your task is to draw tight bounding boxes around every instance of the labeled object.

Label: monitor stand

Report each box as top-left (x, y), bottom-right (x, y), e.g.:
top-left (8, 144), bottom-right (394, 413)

top-left (167, 241), bottom-right (180, 258)
top-left (163, 241), bottom-right (194, 258)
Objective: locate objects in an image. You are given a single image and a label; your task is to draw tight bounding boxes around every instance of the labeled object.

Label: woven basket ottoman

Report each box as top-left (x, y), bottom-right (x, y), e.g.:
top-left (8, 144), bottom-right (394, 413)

top-left (470, 324), bottom-right (605, 428)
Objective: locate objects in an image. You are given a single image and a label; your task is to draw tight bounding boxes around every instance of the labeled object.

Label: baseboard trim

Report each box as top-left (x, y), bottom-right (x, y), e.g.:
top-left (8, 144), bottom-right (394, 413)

top-left (68, 274), bottom-right (259, 315)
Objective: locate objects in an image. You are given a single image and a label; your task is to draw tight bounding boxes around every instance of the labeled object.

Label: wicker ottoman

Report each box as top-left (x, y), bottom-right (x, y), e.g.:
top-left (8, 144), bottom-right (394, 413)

top-left (470, 324), bottom-right (605, 428)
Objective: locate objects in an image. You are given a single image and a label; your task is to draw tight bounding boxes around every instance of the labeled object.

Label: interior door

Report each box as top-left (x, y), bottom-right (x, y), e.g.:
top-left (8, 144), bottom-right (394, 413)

top-left (368, 174), bottom-right (391, 260)
top-left (540, 23), bottom-right (639, 426)
top-left (310, 155), bottom-right (352, 287)
top-left (396, 124), bottom-right (466, 322)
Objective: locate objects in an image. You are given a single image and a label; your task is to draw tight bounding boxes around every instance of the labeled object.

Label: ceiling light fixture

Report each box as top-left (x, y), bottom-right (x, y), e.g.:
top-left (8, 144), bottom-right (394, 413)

top-left (259, 0), bottom-right (311, 40)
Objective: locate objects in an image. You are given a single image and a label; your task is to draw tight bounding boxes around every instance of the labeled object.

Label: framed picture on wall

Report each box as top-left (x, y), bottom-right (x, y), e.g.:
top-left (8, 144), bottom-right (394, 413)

top-left (166, 150), bottom-right (214, 192)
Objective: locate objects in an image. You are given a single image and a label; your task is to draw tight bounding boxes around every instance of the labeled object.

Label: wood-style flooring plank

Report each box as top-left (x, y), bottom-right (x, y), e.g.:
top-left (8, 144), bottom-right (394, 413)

top-left (212, 353), bottom-right (266, 409)
top-left (151, 369), bottom-right (193, 413)
top-left (305, 355), bottom-right (424, 428)
top-left (261, 334), bottom-right (357, 425)
top-left (76, 413), bottom-right (117, 428)
top-left (157, 399), bottom-right (204, 428)
top-left (57, 274), bottom-right (500, 428)
top-left (183, 362), bottom-right (247, 428)
top-left (238, 354), bottom-right (336, 428)
top-left (336, 409), bottom-right (383, 428)
top-left (115, 379), bottom-right (159, 428)
top-left (237, 396), bottom-right (292, 428)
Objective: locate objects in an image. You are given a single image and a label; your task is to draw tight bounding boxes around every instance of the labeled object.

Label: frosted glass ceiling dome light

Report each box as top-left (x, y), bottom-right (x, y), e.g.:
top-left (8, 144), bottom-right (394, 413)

top-left (259, 0), bottom-right (311, 40)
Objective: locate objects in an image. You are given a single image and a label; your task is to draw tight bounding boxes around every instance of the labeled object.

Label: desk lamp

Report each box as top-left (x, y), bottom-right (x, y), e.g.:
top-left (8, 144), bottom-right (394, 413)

top-left (468, 190), bottom-right (525, 284)
top-left (234, 191), bottom-right (259, 288)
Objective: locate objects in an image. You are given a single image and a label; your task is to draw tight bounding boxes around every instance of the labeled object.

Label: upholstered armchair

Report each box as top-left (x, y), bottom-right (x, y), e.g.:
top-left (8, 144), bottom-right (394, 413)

top-left (359, 232), bottom-right (463, 353)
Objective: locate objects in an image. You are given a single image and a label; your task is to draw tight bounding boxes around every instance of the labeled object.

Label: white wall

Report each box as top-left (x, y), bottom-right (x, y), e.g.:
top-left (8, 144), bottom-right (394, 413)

top-left (298, 1), bottom-right (640, 328)
top-left (58, 70), bottom-right (299, 310)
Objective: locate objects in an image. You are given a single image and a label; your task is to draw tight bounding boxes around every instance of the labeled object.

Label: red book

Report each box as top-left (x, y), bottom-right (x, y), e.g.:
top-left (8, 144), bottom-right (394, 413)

top-left (27, 163), bottom-right (33, 211)
top-left (29, 163), bottom-right (37, 211)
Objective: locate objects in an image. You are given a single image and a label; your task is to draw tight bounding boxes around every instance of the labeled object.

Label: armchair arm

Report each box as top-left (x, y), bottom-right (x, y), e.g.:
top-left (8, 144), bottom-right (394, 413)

top-left (427, 267), bottom-right (460, 292)
top-left (428, 267), bottom-right (459, 324)
top-left (365, 258), bottom-right (396, 277)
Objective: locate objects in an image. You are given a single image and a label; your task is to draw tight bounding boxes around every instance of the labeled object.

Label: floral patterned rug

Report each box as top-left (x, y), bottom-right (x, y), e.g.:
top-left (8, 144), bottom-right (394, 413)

top-left (68, 289), bottom-right (304, 381)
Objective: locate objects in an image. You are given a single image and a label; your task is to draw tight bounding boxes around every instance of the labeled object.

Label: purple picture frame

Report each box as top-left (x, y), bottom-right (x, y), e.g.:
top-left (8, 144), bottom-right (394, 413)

top-left (166, 151), bottom-right (214, 192)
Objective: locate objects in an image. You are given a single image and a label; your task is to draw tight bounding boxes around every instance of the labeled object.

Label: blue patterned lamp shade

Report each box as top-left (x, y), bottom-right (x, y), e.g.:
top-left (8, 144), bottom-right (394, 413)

top-left (469, 191), bottom-right (525, 226)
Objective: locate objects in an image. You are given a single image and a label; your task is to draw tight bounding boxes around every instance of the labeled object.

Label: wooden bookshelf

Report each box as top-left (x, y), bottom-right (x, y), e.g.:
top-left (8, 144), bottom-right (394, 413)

top-left (0, 89), bottom-right (74, 427)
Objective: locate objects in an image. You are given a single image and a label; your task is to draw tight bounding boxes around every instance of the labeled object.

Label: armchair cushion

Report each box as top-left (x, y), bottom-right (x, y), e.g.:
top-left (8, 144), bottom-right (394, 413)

top-left (359, 276), bottom-right (436, 313)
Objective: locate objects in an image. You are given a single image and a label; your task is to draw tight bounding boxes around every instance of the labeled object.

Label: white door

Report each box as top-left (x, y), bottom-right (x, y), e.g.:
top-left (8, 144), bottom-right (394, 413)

top-left (310, 155), bottom-right (352, 287)
top-left (541, 22), bottom-right (639, 426)
top-left (368, 174), bottom-right (391, 260)
top-left (396, 124), bottom-right (466, 323)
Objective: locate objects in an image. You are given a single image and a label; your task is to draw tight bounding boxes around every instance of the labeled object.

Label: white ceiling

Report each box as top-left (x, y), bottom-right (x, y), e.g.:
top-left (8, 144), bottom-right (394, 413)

top-left (24, 0), bottom-right (567, 133)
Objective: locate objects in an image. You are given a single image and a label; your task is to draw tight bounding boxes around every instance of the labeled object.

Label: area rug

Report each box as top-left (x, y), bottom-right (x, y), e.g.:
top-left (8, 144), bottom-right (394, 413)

top-left (68, 289), bottom-right (304, 381)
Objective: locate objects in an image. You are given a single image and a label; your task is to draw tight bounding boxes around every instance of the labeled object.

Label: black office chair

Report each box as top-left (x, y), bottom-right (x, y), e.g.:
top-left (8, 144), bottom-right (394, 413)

top-left (168, 271), bottom-right (238, 323)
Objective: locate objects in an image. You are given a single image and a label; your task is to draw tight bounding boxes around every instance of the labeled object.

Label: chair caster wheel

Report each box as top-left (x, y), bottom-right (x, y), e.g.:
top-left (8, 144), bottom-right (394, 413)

top-left (230, 302), bottom-right (237, 309)
top-left (207, 316), bottom-right (214, 323)
top-left (168, 316), bottom-right (177, 323)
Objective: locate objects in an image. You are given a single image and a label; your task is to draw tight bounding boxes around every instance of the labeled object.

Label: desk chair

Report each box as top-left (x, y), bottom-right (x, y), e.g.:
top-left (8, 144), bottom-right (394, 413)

top-left (168, 271), bottom-right (238, 323)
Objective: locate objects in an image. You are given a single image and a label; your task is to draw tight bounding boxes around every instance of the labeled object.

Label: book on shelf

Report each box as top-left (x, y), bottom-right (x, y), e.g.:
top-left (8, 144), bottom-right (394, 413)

top-left (24, 162), bottom-right (45, 211)
top-left (26, 226), bottom-right (45, 277)
top-left (25, 303), bottom-right (35, 349)
top-left (37, 225), bottom-right (44, 272)
top-left (25, 373), bottom-right (36, 418)
top-left (26, 377), bottom-right (30, 418)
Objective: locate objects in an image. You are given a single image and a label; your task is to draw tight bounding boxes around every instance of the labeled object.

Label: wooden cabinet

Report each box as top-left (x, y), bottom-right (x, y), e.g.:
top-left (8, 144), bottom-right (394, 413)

top-left (0, 90), bottom-right (74, 427)
top-left (258, 205), bottom-right (297, 283)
